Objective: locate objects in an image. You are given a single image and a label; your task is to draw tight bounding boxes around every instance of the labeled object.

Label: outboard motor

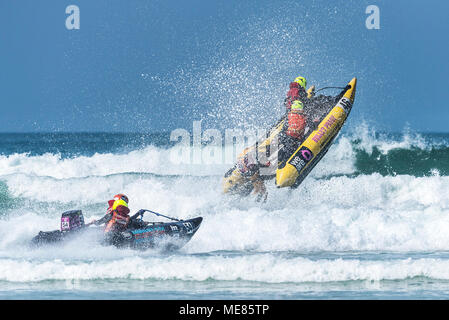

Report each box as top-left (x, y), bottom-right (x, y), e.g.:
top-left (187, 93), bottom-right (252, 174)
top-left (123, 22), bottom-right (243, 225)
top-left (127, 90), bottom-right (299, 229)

top-left (61, 210), bottom-right (85, 232)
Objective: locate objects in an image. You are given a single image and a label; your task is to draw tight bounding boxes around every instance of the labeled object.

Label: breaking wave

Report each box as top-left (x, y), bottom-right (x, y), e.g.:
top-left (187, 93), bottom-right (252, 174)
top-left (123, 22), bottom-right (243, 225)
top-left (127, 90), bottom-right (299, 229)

top-left (0, 126), bottom-right (448, 284)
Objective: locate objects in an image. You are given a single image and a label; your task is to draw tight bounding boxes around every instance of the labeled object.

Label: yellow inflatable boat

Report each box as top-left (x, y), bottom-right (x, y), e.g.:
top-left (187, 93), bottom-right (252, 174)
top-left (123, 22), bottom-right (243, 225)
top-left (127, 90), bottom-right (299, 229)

top-left (223, 77), bottom-right (357, 195)
top-left (276, 77), bottom-right (357, 188)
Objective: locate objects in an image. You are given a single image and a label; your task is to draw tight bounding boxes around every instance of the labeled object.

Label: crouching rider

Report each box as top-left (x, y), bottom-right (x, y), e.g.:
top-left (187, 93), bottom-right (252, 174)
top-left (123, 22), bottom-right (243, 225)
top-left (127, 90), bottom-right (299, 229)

top-left (236, 152), bottom-right (269, 203)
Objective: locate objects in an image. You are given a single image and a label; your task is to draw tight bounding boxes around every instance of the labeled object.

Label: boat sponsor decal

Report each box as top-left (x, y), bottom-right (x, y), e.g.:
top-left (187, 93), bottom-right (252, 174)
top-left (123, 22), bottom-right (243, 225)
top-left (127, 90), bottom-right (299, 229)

top-left (121, 232), bottom-right (133, 240)
top-left (311, 114), bottom-right (338, 144)
top-left (183, 222), bottom-right (194, 234)
top-left (132, 226), bottom-right (165, 242)
top-left (336, 96), bottom-right (352, 114)
top-left (289, 146), bottom-right (314, 172)
top-left (61, 217), bottom-right (70, 231)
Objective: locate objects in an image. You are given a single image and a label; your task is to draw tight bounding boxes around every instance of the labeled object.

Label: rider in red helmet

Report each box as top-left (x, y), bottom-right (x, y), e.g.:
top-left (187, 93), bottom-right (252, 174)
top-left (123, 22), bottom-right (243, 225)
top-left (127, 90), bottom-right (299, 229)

top-left (91, 194), bottom-right (131, 233)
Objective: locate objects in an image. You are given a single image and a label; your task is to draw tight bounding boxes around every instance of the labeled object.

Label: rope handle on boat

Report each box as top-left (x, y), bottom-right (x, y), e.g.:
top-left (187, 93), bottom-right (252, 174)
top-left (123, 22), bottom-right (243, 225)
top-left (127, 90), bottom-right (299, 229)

top-left (314, 86), bottom-right (347, 93)
top-left (131, 209), bottom-right (181, 222)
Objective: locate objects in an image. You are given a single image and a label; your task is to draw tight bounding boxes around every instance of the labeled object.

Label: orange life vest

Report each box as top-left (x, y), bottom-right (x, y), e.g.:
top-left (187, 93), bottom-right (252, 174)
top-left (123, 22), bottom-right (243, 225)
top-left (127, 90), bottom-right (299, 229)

top-left (104, 206), bottom-right (130, 233)
top-left (286, 112), bottom-right (306, 139)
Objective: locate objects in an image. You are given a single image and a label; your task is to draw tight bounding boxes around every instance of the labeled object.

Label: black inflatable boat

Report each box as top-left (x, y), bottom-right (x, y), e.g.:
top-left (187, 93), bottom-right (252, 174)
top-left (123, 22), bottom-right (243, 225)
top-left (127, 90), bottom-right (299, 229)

top-left (31, 209), bottom-right (203, 251)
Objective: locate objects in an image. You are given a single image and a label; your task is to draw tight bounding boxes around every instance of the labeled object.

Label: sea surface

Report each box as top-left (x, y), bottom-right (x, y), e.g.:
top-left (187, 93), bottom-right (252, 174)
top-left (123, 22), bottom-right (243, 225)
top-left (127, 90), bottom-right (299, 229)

top-left (0, 127), bottom-right (449, 299)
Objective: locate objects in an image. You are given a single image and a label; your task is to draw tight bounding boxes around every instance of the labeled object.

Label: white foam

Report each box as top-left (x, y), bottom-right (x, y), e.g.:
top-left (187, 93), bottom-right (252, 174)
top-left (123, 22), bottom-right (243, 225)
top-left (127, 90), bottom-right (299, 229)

top-left (1, 172), bottom-right (449, 254)
top-left (1, 254), bottom-right (449, 283)
top-left (346, 122), bottom-right (431, 155)
top-left (0, 127), bottom-right (448, 284)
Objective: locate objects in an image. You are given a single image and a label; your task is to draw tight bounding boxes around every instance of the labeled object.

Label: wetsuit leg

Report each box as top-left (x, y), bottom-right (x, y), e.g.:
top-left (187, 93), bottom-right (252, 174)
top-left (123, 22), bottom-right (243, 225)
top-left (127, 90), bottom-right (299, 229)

top-left (278, 134), bottom-right (300, 167)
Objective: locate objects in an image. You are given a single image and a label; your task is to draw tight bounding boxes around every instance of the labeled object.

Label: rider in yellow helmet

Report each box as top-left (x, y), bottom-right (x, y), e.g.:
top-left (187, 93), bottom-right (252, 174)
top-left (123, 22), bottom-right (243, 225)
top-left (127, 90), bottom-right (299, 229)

top-left (286, 100), bottom-right (307, 141)
top-left (280, 75), bottom-right (337, 166)
top-left (285, 75), bottom-right (348, 127)
top-left (91, 194), bottom-right (131, 233)
top-left (294, 76), bottom-right (307, 90)
top-left (284, 76), bottom-right (315, 112)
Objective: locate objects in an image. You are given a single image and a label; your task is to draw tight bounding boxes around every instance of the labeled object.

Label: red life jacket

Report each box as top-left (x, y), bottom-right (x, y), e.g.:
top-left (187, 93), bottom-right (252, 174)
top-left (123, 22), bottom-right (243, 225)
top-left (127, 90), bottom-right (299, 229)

top-left (105, 205), bottom-right (130, 233)
top-left (285, 82), bottom-right (307, 110)
top-left (286, 112), bottom-right (306, 139)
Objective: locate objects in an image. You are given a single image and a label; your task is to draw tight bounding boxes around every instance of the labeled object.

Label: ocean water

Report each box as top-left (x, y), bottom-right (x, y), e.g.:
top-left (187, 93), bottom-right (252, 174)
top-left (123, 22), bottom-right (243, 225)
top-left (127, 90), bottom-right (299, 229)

top-left (0, 126), bottom-right (449, 300)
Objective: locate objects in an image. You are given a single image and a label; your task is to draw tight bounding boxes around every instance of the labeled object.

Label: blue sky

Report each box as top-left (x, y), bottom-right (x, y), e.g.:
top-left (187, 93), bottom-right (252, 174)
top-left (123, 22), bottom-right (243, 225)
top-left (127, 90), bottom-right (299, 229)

top-left (0, 0), bottom-right (448, 132)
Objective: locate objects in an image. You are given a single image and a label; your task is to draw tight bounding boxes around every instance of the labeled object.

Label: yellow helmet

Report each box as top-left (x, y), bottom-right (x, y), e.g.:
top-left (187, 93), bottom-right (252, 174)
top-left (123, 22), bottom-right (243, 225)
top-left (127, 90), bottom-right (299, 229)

top-left (109, 194), bottom-right (129, 210)
top-left (290, 100), bottom-right (304, 112)
top-left (294, 76), bottom-right (307, 89)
